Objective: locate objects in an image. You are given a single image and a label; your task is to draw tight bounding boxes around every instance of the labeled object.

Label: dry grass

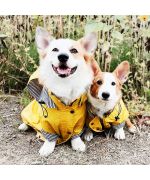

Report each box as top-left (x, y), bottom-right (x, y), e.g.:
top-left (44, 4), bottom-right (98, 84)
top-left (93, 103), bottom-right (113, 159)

top-left (0, 15), bottom-right (150, 106)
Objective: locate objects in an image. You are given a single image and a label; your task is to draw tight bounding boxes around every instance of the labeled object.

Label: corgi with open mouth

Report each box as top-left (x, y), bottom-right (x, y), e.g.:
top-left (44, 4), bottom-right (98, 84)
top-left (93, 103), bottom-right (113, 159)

top-left (84, 61), bottom-right (136, 142)
top-left (18, 27), bottom-right (98, 157)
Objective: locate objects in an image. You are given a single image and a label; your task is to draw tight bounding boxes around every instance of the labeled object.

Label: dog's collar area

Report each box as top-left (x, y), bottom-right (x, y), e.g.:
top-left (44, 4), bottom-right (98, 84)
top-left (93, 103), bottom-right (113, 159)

top-left (103, 110), bottom-right (113, 117)
top-left (88, 101), bottom-right (122, 121)
top-left (104, 102), bottom-right (122, 120)
top-left (103, 103), bottom-right (121, 121)
top-left (48, 91), bottom-right (87, 108)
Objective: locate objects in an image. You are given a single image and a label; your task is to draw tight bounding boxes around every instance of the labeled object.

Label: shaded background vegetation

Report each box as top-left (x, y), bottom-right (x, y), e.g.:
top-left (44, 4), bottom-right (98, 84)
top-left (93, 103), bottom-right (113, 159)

top-left (0, 16), bottom-right (150, 115)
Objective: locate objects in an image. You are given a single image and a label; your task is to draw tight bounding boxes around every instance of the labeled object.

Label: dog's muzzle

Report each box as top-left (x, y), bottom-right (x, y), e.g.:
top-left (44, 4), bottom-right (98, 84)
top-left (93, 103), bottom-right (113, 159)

top-left (52, 64), bottom-right (77, 78)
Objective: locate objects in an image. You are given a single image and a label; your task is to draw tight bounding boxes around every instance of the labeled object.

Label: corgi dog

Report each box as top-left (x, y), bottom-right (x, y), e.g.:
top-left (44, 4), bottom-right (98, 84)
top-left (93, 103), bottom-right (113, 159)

top-left (84, 61), bottom-right (136, 142)
top-left (18, 27), bottom-right (98, 157)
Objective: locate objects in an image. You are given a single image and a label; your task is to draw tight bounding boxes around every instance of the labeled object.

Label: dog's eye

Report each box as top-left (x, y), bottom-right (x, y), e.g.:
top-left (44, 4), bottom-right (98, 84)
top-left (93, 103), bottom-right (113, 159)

top-left (52, 48), bottom-right (59, 52)
top-left (70, 48), bottom-right (78, 54)
top-left (111, 82), bottom-right (116, 86)
top-left (97, 80), bottom-right (102, 85)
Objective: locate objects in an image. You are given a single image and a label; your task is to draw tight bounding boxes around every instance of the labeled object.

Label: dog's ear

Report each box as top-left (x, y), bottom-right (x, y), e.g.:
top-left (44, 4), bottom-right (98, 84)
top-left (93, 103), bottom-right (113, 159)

top-left (79, 32), bottom-right (97, 54)
top-left (113, 61), bottom-right (130, 84)
top-left (84, 55), bottom-right (101, 76)
top-left (35, 26), bottom-right (53, 57)
top-left (91, 58), bottom-right (101, 76)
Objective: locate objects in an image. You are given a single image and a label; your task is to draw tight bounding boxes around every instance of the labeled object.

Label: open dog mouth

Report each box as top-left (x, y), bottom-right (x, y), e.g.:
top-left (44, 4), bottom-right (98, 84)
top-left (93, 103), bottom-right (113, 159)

top-left (52, 64), bottom-right (77, 78)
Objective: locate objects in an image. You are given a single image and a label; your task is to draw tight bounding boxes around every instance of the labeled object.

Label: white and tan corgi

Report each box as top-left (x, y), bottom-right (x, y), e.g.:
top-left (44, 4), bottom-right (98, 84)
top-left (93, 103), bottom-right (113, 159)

top-left (84, 61), bottom-right (136, 142)
top-left (18, 27), bottom-right (98, 157)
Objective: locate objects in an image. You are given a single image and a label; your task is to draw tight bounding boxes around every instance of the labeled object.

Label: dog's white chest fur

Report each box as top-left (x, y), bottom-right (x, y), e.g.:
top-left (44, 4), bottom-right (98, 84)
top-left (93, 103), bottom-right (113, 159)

top-left (49, 79), bottom-right (88, 105)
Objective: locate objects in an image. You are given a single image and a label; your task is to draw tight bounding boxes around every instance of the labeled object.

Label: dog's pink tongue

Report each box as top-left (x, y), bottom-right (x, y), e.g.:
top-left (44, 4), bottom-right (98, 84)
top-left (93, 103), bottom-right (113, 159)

top-left (57, 67), bottom-right (71, 75)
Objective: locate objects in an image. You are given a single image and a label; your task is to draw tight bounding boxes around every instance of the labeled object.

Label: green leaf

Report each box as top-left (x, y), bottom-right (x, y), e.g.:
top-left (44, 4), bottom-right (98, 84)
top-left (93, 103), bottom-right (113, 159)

top-left (103, 24), bottom-right (113, 32)
top-left (134, 44), bottom-right (138, 48)
top-left (141, 29), bottom-right (150, 38)
top-left (85, 22), bottom-right (112, 34)
top-left (115, 15), bottom-right (126, 21)
top-left (85, 22), bottom-right (102, 34)
top-left (111, 30), bottom-right (123, 41)
top-left (102, 41), bottom-right (110, 52)
top-left (126, 51), bottom-right (132, 56)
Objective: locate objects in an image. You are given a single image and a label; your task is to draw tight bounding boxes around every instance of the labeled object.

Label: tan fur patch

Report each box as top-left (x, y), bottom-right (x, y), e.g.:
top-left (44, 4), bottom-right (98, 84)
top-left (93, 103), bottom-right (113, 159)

top-left (90, 74), bottom-right (103, 98)
top-left (62, 41), bottom-right (92, 65)
top-left (90, 83), bottom-right (99, 98)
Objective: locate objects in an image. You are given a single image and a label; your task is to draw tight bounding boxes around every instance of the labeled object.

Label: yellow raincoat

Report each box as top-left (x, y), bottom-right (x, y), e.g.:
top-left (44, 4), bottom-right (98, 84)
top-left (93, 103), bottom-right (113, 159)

top-left (88, 100), bottom-right (129, 132)
top-left (21, 69), bottom-right (87, 144)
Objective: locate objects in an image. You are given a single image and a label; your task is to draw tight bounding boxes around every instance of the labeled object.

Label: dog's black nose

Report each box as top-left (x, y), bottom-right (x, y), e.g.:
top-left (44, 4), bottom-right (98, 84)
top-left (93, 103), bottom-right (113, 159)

top-left (58, 54), bottom-right (69, 63)
top-left (102, 92), bottom-right (110, 99)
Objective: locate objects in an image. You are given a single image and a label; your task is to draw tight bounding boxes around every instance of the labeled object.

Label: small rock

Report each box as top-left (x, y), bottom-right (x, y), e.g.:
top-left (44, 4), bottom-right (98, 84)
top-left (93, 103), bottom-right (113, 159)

top-left (144, 120), bottom-right (150, 126)
top-left (12, 135), bottom-right (17, 138)
top-left (14, 107), bottom-right (18, 111)
top-left (31, 161), bottom-right (42, 165)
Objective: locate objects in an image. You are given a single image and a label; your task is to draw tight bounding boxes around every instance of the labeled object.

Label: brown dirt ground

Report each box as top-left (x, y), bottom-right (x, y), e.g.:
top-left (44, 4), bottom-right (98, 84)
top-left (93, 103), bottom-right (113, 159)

top-left (0, 96), bottom-right (150, 165)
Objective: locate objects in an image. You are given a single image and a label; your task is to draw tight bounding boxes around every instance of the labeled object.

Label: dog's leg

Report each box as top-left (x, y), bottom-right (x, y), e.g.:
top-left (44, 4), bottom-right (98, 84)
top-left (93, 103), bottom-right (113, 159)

top-left (71, 136), bottom-right (86, 152)
top-left (114, 127), bottom-right (125, 140)
top-left (126, 119), bottom-right (136, 134)
top-left (39, 140), bottom-right (56, 157)
top-left (18, 123), bottom-right (29, 131)
top-left (84, 129), bottom-right (93, 142)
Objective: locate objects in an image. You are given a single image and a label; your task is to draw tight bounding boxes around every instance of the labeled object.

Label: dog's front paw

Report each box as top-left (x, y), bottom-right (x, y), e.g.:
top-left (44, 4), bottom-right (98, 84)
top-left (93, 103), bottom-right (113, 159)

top-left (128, 125), bottom-right (136, 134)
top-left (71, 137), bottom-right (86, 152)
top-left (18, 123), bottom-right (29, 131)
top-left (84, 130), bottom-right (93, 142)
top-left (114, 128), bottom-right (125, 140)
top-left (39, 140), bottom-right (56, 157)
